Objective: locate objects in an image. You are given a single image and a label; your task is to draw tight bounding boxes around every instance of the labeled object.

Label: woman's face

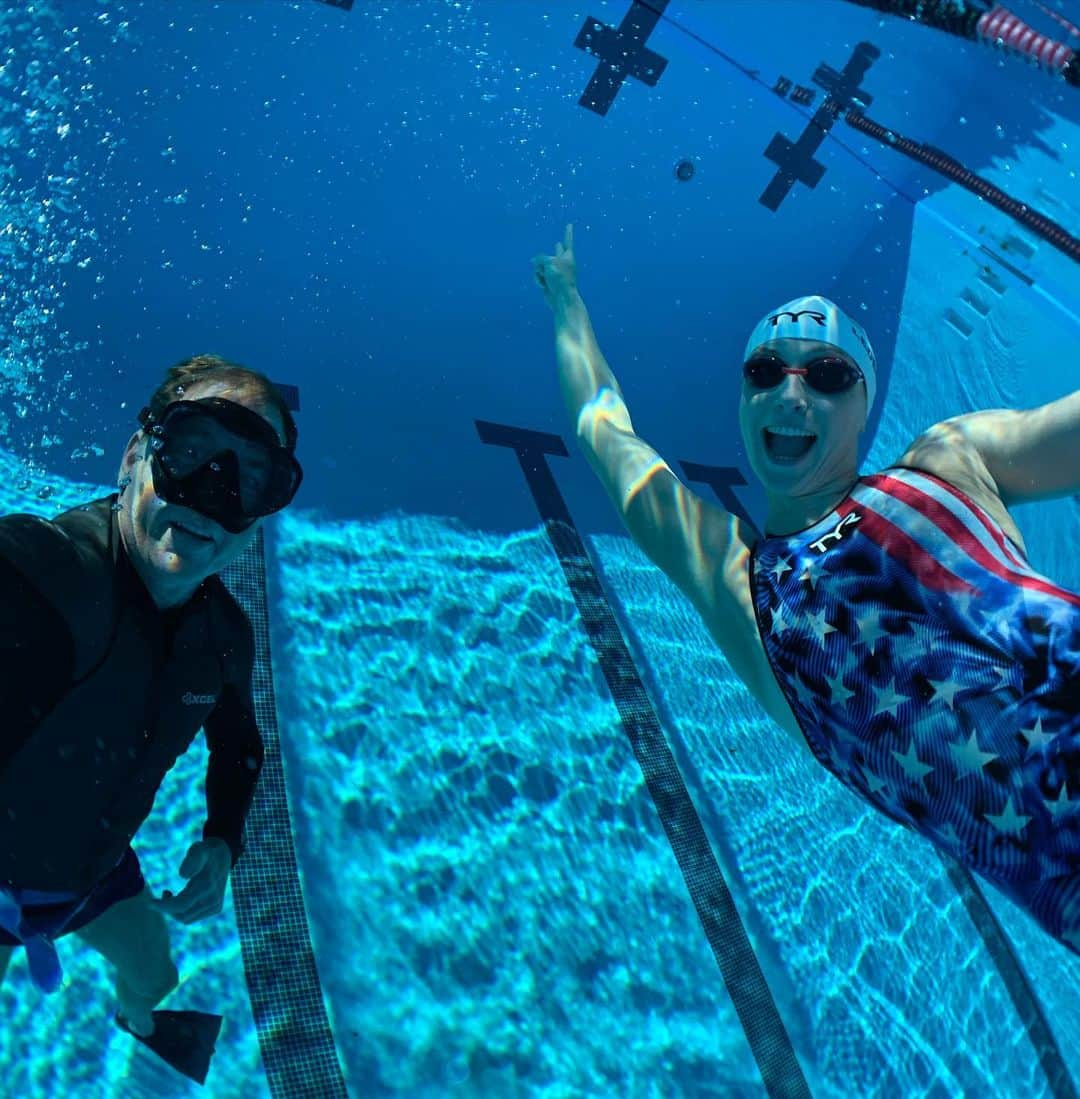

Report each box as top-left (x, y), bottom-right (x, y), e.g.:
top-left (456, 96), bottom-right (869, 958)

top-left (738, 338), bottom-right (868, 494)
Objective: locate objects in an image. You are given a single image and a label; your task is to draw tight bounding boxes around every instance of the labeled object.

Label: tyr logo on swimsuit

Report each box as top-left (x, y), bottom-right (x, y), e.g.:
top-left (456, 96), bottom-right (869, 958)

top-left (809, 511), bottom-right (861, 554)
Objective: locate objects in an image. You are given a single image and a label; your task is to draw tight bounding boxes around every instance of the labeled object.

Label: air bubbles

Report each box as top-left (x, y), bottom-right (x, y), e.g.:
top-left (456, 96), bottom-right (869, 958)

top-left (0, 3), bottom-right (103, 450)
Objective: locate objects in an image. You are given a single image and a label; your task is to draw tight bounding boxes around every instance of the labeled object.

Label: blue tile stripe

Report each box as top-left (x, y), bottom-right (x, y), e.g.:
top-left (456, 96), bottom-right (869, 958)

top-left (221, 529), bottom-right (348, 1099)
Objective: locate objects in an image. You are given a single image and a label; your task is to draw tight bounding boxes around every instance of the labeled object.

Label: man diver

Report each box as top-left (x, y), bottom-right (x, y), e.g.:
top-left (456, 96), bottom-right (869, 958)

top-left (0, 354), bottom-right (302, 1083)
top-left (534, 223), bottom-right (1080, 953)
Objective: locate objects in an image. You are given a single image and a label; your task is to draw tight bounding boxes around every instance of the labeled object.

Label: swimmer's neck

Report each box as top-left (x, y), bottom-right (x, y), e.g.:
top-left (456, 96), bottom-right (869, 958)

top-left (762, 475), bottom-right (860, 538)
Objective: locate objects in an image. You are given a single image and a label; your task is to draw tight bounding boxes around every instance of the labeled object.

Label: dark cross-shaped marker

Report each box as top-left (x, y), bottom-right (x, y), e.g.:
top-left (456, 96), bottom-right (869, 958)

top-left (575, 0), bottom-right (670, 117)
top-left (760, 41), bottom-right (879, 211)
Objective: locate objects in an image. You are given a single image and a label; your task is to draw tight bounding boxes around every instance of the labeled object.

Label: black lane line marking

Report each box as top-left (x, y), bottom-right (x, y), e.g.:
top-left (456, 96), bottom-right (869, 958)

top-left (478, 418), bottom-right (813, 1099)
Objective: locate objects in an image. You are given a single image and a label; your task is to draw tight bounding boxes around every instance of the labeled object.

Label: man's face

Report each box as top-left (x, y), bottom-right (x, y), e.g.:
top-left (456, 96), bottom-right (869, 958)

top-left (117, 380), bottom-right (289, 598)
top-left (738, 338), bottom-right (867, 492)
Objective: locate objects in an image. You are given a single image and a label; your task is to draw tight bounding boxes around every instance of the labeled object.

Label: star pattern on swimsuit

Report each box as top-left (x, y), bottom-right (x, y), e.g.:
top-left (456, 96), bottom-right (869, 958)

top-left (870, 678), bottom-right (911, 719)
top-left (751, 467), bottom-right (1080, 955)
top-left (804, 608), bottom-right (837, 647)
top-left (769, 555), bottom-right (793, 583)
top-left (823, 668), bottom-right (856, 707)
top-left (858, 763), bottom-right (887, 797)
top-left (926, 675), bottom-right (966, 709)
top-left (985, 795), bottom-right (1032, 836)
top-left (1043, 784), bottom-right (1080, 821)
top-left (798, 555), bottom-right (827, 592)
top-left (1018, 717), bottom-right (1056, 755)
top-left (769, 600), bottom-right (795, 638)
top-left (892, 737), bottom-right (934, 787)
top-left (948, 731), bottom-right (999, 777)
top-left (852, 607), bottom-right (890, 654)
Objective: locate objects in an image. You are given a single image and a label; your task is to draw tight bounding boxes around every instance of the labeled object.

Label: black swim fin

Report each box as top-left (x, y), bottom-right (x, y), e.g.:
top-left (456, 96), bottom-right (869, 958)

top-left (115, 1009), bottom-right (223, 1086)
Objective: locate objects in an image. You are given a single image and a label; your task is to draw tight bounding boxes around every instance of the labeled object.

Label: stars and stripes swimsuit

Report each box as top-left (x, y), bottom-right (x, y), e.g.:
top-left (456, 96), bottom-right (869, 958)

top-left (750, 466), bottom-right (1080, 951)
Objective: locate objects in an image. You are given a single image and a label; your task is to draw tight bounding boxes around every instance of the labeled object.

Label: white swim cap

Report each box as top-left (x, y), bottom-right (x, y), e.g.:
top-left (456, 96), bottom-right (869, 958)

top-left (743, 294), bottom-right (877, 418)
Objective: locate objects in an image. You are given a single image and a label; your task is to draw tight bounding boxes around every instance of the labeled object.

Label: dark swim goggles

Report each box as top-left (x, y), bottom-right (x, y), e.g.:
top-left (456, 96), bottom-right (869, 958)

top-left (137, 397), bottom-right (303, 534)
top-left (743, 354), bottom-right (864, 394)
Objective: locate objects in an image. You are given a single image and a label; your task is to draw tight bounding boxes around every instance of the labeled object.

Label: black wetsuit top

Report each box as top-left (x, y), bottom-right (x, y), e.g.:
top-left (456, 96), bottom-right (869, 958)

top-left (0, 495), bottom-right (264, 894)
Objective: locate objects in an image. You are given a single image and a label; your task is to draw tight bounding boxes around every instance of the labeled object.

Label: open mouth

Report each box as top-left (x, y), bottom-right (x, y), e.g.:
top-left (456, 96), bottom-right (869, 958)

top-left (169, 521), bottom-right (213, 543)
top-left (763, 428), bottom-right (817, 463)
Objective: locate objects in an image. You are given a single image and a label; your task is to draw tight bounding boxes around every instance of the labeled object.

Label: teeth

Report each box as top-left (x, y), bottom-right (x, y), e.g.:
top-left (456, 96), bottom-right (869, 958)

top-left (768, 426), bottom-right (815, 437)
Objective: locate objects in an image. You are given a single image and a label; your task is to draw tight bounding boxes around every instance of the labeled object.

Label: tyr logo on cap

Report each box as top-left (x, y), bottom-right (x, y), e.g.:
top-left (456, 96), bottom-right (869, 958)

top-left (851, 324), bottom-right (876, 367)
top-left (769, 310), bottom-right (826, 328)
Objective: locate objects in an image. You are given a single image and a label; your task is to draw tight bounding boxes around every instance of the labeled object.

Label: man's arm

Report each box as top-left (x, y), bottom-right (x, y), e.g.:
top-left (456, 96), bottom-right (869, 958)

top-left (0, 528), bottom-right (78, 768)
top-left (201, 618), bottom-right (264, 868)
top-left (949, 389), bottom-right (1080, 506)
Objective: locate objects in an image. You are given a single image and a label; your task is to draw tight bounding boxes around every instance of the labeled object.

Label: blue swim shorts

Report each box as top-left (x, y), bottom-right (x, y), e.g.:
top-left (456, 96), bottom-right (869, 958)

top-left (0, 846), bottom-right (146, 965)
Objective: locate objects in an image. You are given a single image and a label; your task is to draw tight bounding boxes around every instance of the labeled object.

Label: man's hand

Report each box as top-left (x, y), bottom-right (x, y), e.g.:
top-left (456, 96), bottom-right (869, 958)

top-left (151, 838), bottom-right (232, 924)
